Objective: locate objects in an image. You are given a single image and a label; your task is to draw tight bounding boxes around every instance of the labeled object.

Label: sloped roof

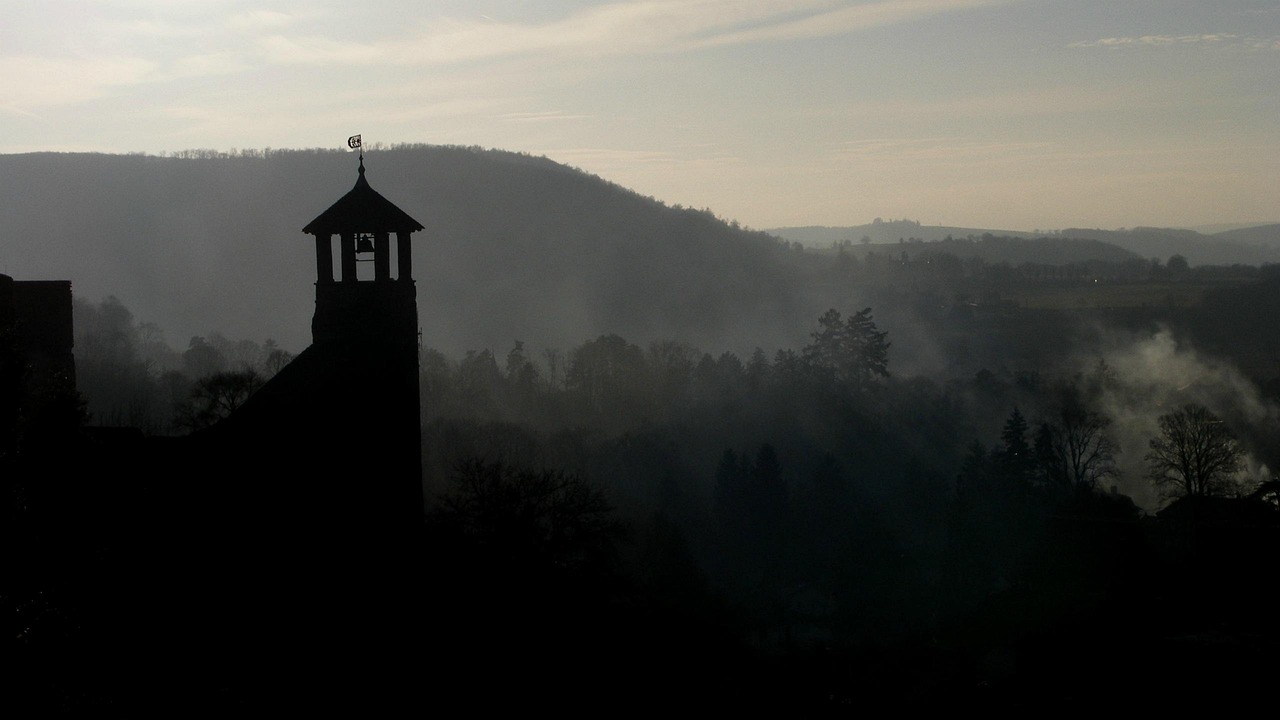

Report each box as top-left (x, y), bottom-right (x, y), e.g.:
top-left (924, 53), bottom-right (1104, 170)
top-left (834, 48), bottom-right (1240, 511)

top-left (302, 161), bottom-right (424, 236)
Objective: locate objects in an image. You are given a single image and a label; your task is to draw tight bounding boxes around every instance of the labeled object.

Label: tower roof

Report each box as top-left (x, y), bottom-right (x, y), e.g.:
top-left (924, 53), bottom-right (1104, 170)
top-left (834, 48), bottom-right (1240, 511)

top-left (302, 161), bottom-right (424, 236)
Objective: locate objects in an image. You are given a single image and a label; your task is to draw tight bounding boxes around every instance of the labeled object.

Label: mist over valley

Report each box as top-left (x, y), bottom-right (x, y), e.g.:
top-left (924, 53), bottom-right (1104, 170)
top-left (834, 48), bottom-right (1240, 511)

top-left (15, 144), bottom-right (1280, 514)
top-left (9, 0), bottom-right (1280, 709)
top-left (9, 144), bottom-right (1280, 710)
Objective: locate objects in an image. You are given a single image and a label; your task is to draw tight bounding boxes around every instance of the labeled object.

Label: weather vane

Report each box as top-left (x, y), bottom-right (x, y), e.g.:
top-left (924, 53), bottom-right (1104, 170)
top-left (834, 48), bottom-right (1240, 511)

top-left (348, 134), bottom-right (363, 164)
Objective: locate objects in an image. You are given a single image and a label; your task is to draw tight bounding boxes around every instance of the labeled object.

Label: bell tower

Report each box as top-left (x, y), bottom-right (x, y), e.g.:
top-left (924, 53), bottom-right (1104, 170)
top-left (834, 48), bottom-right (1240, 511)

top-left (172, 150), bottom-right (430, 702)
top-left (291, 154), bottom-right (426, 532)
top-left (302, 156), bottom-right (424, 346)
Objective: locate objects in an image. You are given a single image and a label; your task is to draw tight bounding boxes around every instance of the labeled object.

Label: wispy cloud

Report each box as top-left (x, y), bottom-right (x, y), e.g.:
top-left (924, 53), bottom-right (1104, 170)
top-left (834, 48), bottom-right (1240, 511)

top-left (102, 8), bottom-right (301, 39)
top-left (226, 10), bottom-right (295, 32)
top-left (100, 19), bottom-right (208, 40)
top-left (257, 34), bottom-right (385, 65)
top-left (259, 0), bottom-right (1017, 67)
top-left (832, 136), bottom-right (1058, 165)
top-left (497, 111), bottom-right (593, 122)
top-left (164, 50), bottom-right (252, 80)
top-left (691, 0), bottom-right (1014, 48)
top-left (1069, 33), bottom-right (1278, 49)
top-left (832, 134), bottom-right (1277, 164)
top-left (4, 6), bottom-right (305, 113)
top-left (0, 55), bottom-right (156, 113)
top-left (7, 1), bottom-right (1020, 113)
top-left (833, 83), bottom-right (1145, 121)
top-left (546, 146), bottom-right (744, 173)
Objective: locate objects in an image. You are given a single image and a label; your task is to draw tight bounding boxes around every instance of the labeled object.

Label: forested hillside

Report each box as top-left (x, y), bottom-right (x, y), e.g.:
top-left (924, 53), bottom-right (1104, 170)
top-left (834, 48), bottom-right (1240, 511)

top-left (1, 146), bottom-right (812, 355)
top-left (10, 146), bottom-right (1280, 711)
top-left (771, 221), bottom-right (1280, 266)
top-left (7, 147), bottom-right (1215, 361)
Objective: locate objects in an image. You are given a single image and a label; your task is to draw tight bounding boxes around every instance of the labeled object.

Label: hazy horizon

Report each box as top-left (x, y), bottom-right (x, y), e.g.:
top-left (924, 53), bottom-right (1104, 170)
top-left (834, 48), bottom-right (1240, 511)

top-left (4, 1), bottom-right (1277, 231)
top-left (5, 145), bottom-right (1277, 238)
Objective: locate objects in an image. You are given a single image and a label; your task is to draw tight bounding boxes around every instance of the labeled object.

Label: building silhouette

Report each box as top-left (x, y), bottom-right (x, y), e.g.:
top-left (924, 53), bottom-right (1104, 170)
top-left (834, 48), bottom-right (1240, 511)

top-left (176, 157), bottom-right (429, 707)
top-left (0, 275), bottom-right (76, 456)
top-left (203, 156), bottom-right (425, 532)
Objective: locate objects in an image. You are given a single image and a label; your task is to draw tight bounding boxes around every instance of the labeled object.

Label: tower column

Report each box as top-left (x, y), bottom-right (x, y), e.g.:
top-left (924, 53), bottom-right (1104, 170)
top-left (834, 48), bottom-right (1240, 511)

top-left (315, 233), bottom-right (333, 282)
top-left (396, 231), bottom-right (412, 281)
top-left (374, 231), bottom-right (391, 281)
top-left (340, 232), bottom-right (356, 282)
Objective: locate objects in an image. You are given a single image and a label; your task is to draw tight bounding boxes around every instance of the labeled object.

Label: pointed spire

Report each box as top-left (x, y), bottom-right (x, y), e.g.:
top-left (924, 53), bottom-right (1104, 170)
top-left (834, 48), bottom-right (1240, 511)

top-left (301, 158), bottom-right (423, 235)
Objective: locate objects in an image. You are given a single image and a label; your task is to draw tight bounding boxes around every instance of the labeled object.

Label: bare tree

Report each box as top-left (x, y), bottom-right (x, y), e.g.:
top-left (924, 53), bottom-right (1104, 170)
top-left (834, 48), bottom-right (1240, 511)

top-left (1034, 388), bottom-right (1119, 495)
top-left (435, 459), bottom-right (622, 576)
top-left (174, 369), bottom-right (263, 431)
top-left (1146, 404), bottom-right (1245, 500)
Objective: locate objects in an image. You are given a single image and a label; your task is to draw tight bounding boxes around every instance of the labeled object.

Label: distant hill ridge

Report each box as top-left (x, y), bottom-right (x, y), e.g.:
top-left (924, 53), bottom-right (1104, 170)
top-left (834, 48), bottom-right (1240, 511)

top-left (0, 146), bottom-right (810, 355)
top-left (766, 220), bottom-right (1036, 246)
top-left (770, 221), bottom-right (1280, 266)
top-left (1203, 223), bottom-right (1280, 247)
top-left (4, 145), bottom-right (1277, 359)
top-left (853, 235), bottom-right (1140, 266)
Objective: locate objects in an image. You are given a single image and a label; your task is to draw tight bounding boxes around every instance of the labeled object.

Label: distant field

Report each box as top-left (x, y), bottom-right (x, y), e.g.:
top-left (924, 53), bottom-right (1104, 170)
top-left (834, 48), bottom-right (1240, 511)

top-left (999, 281), bottom-right (1239, 310)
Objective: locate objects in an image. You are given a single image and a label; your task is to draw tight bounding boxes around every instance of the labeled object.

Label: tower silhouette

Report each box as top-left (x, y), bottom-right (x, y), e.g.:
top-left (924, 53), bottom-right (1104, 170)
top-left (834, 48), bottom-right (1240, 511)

top-left (296, 155), bottom-right (425, 535)
top-left (303, 156), bottom-right (423, 347)
top-left (183, 156), bottom-right (429, 706)
top-left (197, 155), bottom-right (426, 568)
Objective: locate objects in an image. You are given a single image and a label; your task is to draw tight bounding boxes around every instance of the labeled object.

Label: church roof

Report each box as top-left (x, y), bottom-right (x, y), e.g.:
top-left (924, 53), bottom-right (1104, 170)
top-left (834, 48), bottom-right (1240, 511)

top-left (302, 161), bottom-right (424, 236)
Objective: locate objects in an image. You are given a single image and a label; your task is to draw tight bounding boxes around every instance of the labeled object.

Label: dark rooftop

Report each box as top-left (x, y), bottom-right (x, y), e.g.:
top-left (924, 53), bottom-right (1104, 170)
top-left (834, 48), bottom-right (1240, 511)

top-left (301, 161), bottom-right (424, 236)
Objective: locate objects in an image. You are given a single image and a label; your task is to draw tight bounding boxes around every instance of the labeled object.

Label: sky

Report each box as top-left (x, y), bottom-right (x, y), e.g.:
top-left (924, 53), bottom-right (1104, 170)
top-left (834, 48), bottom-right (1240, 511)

top-left (3, 0), bottom-right (1278, 231)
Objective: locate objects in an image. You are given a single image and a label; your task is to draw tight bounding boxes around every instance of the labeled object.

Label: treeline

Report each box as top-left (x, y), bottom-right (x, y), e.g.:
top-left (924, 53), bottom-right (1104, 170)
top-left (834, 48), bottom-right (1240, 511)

top-left (829, 238), bottom-right (1270, 287)
top-left (51, 293), bottom-right (1280, 706)
top-left (416, 310), bottom-right (1280, 709)
top-left (781, 222), bottom-right (1280, 267)
top-left (416, 299), bottom-right (1278, 657)
top-left (419, 307), bottom-right (955, 658)
top-left (157, 141), bottom-right (505, 161)
top-left (73, 296), bottom-right (292, 433)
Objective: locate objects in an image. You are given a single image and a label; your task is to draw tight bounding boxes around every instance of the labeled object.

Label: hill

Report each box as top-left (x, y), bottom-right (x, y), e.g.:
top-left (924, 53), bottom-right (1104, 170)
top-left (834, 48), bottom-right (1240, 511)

top-left (767, 220), bottom-right (1037, 246)
top-left (842, 235), bottom-right (1140, 266)
top-left (1210, 223), bottom-right (1280, 249)
top-left (0, 147), bottom-right (815, 355)
top-left (772, 221), bottom-right (1280, 267)
top-left (1055, 227), bottom-right (1280, 266)
top-left (4, 147), bottom-right (1277, 365)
